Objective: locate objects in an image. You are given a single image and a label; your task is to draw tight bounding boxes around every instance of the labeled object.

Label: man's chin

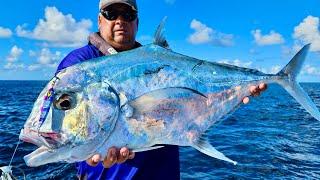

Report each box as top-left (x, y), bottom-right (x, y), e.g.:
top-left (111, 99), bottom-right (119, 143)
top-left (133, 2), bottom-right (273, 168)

top-left (114, 36), bottom-right (129, 43)
top-left (113, 40), bottom-right (135, 51)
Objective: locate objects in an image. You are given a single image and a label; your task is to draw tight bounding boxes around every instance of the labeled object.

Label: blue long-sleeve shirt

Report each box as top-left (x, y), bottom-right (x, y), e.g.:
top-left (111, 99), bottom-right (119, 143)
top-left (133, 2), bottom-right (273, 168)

top-left (56, 43), bottom-right (180, 180)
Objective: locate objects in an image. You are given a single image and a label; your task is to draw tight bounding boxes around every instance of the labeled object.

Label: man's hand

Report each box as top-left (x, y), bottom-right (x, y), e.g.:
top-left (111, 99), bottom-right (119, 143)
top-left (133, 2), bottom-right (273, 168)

top-left (242, 83), bottom-right (267, 104)
top-left (86, 147), bottom-right (135, 168)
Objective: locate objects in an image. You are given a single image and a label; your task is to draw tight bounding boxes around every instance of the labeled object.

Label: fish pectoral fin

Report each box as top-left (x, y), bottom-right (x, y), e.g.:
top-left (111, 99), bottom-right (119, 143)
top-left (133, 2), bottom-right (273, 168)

top-left (132, 145), bottom-right (165, 153)
top-left (192, 138), bottom-right (237, 165)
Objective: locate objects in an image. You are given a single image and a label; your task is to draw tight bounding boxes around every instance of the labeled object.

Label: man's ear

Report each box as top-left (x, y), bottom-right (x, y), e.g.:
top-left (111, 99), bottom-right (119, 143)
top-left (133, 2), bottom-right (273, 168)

top-left (98, 14), bottom-right (102, 30)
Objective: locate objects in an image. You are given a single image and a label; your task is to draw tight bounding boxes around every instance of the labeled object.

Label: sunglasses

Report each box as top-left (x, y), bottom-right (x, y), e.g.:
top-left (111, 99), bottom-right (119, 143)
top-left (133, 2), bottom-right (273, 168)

top-left (100, 9), bottom-right (137, 22)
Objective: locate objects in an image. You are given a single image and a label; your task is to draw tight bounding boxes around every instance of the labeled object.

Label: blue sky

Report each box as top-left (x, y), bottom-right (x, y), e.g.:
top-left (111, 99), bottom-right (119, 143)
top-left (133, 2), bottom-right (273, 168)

top-left (0, 0), bottom-right (319, 81)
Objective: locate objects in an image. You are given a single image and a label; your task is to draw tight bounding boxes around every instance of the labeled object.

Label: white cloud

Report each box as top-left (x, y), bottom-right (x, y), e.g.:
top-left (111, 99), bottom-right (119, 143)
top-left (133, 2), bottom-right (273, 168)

top-left (252, 29), bottom-right (284, 46)
top-left (217, 60), bottom-right (283, 75)
top-left (4, 46), bottom-right (25, 71)
top-left (281, 45), bottom-right (294, 57)
top-left (255, 65), bottom-right (282, 74)
top-left (292, 43), bottom-right (303, 53)
top-left (3, 47), bottom-right (62, 71)
top-left (188, 19), bottom-right (212, 44)
top-left (218, 59), bottom-right (252, 68)
top-left (188, 19), bottom-right (234, 46)
top-left (16, 6), bottom-right (92, 47)
top-left (4, 63), bottom-right (25, 70)
top-left (270, 65), bottom-right (281, 74)
top-left (6, 45), bottom-right (23, 62)
top-left (0, 26), bottom-right (12, 38)
top-left (293, 15), bottom-right (320, 52)
top-left (27, 64), bottom-right (42, 71)
top-left (26, 48), bottom-right (61, 71)
top-left (38, 48), bottom-right (61, 65)
top-left (302, 64), bottom-right (320, 75)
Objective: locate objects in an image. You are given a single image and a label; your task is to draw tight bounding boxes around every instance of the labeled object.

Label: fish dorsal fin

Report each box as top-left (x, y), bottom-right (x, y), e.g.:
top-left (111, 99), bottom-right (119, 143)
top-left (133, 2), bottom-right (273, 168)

top-left (153, 17), bottom-right (170, 49)
top-left (192, 136), bottom-right (237, 165)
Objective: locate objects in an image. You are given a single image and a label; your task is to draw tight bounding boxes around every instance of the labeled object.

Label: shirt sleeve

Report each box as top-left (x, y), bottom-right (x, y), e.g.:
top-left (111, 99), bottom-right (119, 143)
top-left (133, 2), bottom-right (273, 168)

top-left (55, 44), bottom-right (102, 74)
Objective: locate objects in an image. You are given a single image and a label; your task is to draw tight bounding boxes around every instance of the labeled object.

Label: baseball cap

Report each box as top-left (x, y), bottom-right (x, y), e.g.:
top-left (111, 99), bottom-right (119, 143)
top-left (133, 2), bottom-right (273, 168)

top-left (99, 0), bottom-right (138, 11)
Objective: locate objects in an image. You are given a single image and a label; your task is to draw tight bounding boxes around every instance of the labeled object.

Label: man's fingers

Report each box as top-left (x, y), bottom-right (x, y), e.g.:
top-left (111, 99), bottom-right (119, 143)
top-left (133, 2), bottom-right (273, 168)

top-left (102, 147), bottom-right (117, 168)
top-left (128, 151), bottom-right (135, 159)
top-left (242, 97), bottom-right (249, 104)
top-left (250, 85), bottom-right (263, 97)
top-left (85, 147), bottom-right (136, 168)
top-left (253, 91), bottom-right (260, 97)
top-left (86, 154), bottom-right (101, 167)
top-left (245, 83), bottom-right (268, 104)
top-left (259, 83), bottom-right (267, 91)
top-left (117, 147), bottom-right (129, 164)
top-left (249, 85), bottom-right (257, 94)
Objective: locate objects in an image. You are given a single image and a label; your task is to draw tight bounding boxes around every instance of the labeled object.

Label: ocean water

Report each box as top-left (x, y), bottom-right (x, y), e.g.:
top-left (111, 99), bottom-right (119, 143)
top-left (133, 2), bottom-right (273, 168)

top-left (0, 81), bottom-right (319, 179)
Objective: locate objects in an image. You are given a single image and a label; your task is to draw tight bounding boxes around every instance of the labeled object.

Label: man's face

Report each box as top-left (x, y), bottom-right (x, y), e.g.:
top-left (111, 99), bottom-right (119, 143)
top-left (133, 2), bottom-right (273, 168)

top-left (98, 3), bottom-right (138, 51)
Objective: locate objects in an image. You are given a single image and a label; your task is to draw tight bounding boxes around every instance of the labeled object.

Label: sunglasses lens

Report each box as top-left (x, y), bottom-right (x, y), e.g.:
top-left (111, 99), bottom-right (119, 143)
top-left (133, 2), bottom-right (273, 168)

top-left (102, 10), bottom-right (137, 22)
top-left (104, 11), bottom-right (117, 20)
top-left (124, 12), bottom-right (137, 21)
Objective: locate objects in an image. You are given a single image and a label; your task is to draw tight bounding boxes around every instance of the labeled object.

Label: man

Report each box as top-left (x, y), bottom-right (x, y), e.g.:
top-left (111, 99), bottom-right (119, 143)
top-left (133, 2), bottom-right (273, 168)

top-left (56, 0), bottom-right (267, 179)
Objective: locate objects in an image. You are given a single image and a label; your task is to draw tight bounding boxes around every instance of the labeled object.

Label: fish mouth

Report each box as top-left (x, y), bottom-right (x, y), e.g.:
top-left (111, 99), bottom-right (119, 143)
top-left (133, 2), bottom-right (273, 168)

top-left (19, 128), bottom-right (63, 149)
top-left (23, 145), bottom-right (52, 167)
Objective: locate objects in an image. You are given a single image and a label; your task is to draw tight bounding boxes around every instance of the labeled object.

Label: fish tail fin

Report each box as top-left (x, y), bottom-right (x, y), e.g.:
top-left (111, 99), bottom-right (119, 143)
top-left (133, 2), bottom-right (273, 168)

top-left (276, 44), bottom-right (320, 121)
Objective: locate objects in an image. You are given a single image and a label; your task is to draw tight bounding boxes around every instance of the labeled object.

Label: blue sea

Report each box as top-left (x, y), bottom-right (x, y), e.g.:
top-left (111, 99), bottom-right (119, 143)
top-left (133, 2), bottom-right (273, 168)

top-left (0, 81), bottom-right (319, 179)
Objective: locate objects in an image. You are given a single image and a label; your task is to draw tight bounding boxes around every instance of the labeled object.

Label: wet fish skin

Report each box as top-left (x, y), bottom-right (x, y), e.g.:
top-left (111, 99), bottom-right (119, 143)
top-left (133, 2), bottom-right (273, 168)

top-left (19, 21), bottom-right (320, 167)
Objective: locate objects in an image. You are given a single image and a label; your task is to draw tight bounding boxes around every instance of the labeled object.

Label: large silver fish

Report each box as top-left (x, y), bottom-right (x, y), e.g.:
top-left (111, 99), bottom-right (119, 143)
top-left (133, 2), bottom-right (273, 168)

top-left (19, 21), bottom-right (320, 167)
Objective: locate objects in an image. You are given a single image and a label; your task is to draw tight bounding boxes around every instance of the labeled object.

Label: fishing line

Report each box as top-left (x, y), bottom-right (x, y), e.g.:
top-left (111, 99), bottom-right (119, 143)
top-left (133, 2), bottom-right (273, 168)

top-left (0, 139), bottom-right (26, 180)
top-left (9, 139), bottom-right (20, 167)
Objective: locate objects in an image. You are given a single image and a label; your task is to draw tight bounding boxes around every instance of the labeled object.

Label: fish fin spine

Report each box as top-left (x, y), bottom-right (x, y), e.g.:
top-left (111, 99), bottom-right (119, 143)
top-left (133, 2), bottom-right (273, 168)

top-left (153, 17), bottom-right (170, 49)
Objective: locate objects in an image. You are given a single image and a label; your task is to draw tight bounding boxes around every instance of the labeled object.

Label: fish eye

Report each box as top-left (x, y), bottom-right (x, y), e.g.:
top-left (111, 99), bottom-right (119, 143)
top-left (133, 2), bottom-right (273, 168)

top-left (54, 94), bottom-right (75, 110)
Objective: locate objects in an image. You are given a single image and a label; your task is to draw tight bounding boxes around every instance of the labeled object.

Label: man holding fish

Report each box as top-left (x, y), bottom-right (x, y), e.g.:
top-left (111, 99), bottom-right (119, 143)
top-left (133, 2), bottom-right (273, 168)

top-left (54, 0), bottom-right (267, 179)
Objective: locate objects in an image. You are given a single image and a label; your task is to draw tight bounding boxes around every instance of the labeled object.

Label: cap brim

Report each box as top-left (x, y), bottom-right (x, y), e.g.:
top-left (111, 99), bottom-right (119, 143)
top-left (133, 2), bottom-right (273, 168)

top-left (100, 2), bottom-right (137, 11)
